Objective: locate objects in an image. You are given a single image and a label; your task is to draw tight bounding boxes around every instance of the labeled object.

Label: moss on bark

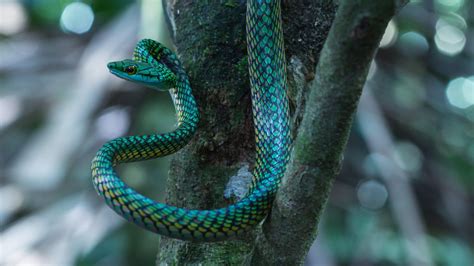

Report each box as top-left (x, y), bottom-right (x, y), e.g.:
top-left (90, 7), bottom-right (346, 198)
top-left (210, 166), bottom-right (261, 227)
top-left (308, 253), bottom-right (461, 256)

top-left (158, 1), bottom-right (253, 264)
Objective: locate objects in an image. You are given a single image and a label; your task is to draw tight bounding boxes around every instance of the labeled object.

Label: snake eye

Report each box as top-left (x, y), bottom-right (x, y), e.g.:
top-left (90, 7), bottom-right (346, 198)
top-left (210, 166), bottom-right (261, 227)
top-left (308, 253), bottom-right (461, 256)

top-left (124, 65), bottom-right (137, 75)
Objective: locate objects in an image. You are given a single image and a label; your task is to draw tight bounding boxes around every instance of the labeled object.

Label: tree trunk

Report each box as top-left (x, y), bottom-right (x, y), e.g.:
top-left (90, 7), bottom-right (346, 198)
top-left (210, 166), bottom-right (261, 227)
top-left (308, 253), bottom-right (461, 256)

top-left (157, 0), bottom-right (404, 264)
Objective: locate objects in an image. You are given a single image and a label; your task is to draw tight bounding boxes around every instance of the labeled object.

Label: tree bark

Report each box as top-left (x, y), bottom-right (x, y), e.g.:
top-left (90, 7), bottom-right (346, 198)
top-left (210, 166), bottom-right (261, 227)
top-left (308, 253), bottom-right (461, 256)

top-left (251, 0), bottom-right (407, 264)
top-left (157, 0), bottom-right (405, 264)
top-left (157, 2), bottom-right (254, 264)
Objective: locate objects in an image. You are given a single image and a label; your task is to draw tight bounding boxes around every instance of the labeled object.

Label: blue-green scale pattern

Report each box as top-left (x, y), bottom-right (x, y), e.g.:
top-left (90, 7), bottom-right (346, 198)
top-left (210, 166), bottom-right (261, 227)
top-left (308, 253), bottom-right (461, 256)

top-left (91, 0), bottom-right (290, 241)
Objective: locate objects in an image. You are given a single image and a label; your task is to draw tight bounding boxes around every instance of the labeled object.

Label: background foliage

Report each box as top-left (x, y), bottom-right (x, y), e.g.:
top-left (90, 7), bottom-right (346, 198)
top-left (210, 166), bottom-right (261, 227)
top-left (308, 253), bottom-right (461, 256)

top-left (0, 0), bottom-right (472, 265)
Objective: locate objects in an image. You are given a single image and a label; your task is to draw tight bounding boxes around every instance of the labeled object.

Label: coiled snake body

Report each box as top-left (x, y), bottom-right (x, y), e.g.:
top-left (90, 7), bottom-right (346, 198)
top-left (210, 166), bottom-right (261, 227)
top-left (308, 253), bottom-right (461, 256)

top-left (92, 0), bottom-right (290, 241)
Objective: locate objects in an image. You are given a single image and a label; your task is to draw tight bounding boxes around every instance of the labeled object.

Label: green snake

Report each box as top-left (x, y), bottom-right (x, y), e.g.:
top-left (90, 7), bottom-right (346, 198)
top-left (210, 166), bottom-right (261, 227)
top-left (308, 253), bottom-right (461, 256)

top-left (92, 0), bottom-right (290, 241)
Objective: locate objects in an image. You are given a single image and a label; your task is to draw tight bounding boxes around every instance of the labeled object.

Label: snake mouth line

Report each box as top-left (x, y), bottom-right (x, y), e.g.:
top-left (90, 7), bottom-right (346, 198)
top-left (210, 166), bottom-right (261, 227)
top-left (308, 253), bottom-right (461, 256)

top-left (108, 68), bottom-right (121, 76)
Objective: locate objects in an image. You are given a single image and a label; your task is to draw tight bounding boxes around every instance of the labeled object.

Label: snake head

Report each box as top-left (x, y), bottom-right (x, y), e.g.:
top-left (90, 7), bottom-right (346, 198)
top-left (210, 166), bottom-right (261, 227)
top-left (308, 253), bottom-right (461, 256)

top-left (107, 59), bottom-right (176, 91)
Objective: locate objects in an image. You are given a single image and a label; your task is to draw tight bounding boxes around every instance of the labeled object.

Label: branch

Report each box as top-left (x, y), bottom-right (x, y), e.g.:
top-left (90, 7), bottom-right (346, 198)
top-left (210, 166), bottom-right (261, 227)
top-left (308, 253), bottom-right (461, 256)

top-left (158, 0), bottom-right (335, 264)
top-left (250, 0), bottom-right (404, 264)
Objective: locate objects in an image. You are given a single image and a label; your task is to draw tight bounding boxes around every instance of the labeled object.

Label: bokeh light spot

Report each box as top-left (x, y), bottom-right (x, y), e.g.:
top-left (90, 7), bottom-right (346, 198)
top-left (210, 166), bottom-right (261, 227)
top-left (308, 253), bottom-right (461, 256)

top-left (0, 2), bottom-right (27, 35)
top-left (60, 2), bottom-right (94, 34)
top-left (434, 20), bottom-right (466, 56)
top-left (437, 14), bottom-right (467, 31)
top-left (393, 141), bottom-right (423, 173)
top-left (380, 20), bottom-right (398, 48)
top-left (462, 77), bottom-right (474, 105)
top-left (435, 0), bottom-right (465, 12)
top-left (397, 31), bottom-right (429, 56)
top-left (446, 77), bottom-right (474, 109)
top-left (357, 179), bottom-right (388, 210)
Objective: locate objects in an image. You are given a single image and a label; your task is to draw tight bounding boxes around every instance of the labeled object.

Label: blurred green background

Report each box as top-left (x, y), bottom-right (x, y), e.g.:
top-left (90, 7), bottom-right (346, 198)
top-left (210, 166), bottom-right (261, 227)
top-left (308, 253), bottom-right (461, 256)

top-left (0, 1), bottom-right (472, 265)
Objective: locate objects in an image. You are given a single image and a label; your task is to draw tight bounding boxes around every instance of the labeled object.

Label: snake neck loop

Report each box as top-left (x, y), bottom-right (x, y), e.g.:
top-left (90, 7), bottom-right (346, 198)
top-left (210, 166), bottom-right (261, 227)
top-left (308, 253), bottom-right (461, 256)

top-left (92, 0), bottom-right (290, 241)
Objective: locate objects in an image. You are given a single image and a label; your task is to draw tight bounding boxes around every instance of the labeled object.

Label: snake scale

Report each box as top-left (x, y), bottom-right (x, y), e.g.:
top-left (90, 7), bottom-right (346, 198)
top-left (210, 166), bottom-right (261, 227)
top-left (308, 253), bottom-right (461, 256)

top-left (92, 0), bottom-right (290, 241)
